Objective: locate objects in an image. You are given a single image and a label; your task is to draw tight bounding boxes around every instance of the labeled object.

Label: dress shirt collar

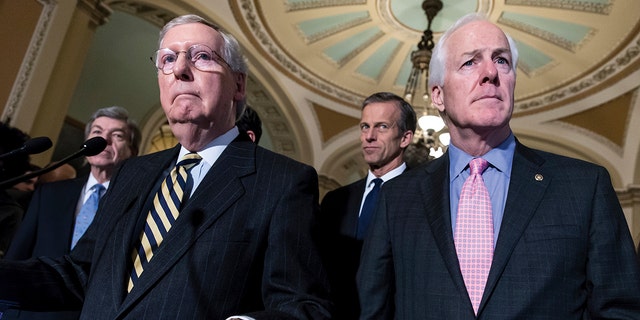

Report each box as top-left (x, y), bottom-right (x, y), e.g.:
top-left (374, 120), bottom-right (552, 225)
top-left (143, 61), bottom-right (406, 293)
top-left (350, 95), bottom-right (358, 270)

top-left (366, 162), bottom-right (407, 187)
top-left (85, 173), bottom-right (109, 194)
top-left (449, 133), bottom-right (515, 181)
top-left (178, 126), bottom-right (239, 167)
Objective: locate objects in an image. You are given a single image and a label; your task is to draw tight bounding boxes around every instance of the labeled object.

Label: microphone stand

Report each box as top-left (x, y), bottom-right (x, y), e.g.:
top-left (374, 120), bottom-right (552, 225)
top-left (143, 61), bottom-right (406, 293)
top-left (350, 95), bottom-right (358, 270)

top-left (0, 137), bottom-right (106, 189)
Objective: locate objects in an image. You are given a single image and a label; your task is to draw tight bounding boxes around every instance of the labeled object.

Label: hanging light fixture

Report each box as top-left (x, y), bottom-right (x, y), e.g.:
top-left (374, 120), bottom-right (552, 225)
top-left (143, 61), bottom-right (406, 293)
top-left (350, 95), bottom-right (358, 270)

top-left (403, 0), bottom-right (449, 166)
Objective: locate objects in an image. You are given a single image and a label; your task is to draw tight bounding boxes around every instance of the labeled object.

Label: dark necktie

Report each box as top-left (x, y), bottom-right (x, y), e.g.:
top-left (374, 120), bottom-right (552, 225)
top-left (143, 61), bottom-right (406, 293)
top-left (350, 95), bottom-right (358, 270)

top-left (454, 158), bottom-right (493, 315)
top-left (128, 153), bottom-right (202, 292)
top-left (71, 184), bottom-right (105, 249)
top-left (356, 178), bottom-right (383, 240)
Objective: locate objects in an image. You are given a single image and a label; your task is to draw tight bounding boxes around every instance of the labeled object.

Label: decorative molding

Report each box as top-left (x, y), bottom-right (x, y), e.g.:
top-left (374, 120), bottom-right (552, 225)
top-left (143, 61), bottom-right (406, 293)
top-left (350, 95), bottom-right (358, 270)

top-left (499, 16), bottom-right (595, 52)
top-left (78, 0), bottom-right (113, 26)
top-left (3, 0), bottom-right (56, 124)
top-left (300, 15), bottom-right (371, 44)
top-left (334, 30), bottom-right (384, 67)
top-left (505, 0), bottom-right (613, 15)
top-left (238, 0), bottom-right (364, 106)
top-left (378, 0), bottom-right (492, 35)
top-left (517, 59), bottom-right (558, 78)
top-left (108, 1), bottom-right (176, 27)
top-left (617, 185), bottom-right (640, 206)
top-left (245, 76), bottom-right (299, 158)
top-left (515, 34), bottom-right (640, 112)
top-left (285, 0), bottom-right (366, 12)
top-left (548, 120), bottom-right (623, 156)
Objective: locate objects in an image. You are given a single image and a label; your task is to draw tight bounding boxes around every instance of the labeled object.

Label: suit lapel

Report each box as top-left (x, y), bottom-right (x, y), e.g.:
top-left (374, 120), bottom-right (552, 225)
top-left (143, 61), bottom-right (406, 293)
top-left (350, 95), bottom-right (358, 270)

top-left (479, 142), bottom-right (549, 315)
top-left (344, 180), bottom-right (366, 236)
top-left (421, 155), bottom-right (469, 294)
top-left (106, 147), bottom-right (180, 307)
top-left (120, 140), bottom-right (255, 309)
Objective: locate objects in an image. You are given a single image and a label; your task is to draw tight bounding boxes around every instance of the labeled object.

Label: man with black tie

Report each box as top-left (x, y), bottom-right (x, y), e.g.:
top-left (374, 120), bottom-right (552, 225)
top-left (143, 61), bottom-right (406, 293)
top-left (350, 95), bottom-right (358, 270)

top-left (0, 14), bottom-right (331, 319)
top-left (357, 13), bottom-right (640, 319)
top-left (319, 92), bottom-right (415, 319)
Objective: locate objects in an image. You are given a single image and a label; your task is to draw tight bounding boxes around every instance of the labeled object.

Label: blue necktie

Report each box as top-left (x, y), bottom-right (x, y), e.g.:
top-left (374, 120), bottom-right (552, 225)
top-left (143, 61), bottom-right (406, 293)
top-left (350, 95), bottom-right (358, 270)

top-left (71, 184), bottom-right (105, 248)
top-left (356, 178), bottom-right (383, 240)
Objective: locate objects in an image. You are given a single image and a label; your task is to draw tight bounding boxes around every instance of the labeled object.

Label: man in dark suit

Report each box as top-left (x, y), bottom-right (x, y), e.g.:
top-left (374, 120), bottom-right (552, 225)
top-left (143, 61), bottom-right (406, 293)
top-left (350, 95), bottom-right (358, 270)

top-left (0, 14), bottom-right (331, 319)
top-left (236, 105), bottom-right (262, 144)
top-left (357, 13), bottom-right (640, 319)
top-left (0, 122), bottom-right (31, 258)
top-left (319, 92), bottom-right (415, 319)
top-left (2, 106), bottom-right (140, 320)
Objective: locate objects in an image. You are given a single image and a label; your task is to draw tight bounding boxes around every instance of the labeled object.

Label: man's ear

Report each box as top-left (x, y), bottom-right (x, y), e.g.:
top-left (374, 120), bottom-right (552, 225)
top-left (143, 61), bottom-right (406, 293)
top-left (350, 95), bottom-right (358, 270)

top-left (247, 130), bottom-right (256, 143)
top-left (431, 86), bottom-right (445, 113)
top-left (234, 73), bottom-right (246, 101)
top-left (400, 130), bottom-right (413, 148)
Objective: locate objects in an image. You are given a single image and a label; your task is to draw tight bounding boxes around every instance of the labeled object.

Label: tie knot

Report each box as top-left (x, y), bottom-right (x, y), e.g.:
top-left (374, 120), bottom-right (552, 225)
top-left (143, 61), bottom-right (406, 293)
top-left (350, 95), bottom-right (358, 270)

top-left (177, 153), bottom-right (202, 170)
top-left (469, 158), bottom-right (489, 175)
top-left (371, 178), bottom-right (383, 189)
top-left (92, 184), bottom-right (105, 194)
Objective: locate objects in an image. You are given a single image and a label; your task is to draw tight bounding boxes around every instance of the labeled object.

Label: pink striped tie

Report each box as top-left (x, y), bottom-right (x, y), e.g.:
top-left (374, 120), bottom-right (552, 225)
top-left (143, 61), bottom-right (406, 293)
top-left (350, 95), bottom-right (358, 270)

top-left (454, 157), bottom-right (493, 315)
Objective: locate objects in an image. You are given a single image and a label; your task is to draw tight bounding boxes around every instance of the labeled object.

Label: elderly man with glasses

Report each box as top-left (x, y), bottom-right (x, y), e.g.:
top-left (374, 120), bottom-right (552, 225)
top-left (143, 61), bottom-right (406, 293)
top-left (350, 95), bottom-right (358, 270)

top-left (0, 14), bottom-right (332, 320)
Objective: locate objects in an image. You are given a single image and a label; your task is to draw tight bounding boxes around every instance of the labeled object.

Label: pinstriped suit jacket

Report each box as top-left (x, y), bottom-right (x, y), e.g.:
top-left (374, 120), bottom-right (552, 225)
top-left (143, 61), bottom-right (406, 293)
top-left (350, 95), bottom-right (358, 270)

top-left (357, 141), bottom-right (640, 319)
top-left (0, 135), bottom-right (332, 319)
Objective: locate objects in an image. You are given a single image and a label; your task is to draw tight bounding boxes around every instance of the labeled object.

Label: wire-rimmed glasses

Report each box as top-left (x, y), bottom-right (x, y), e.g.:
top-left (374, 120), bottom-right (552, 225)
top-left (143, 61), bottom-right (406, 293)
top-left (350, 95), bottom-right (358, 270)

top-left (151, 44), bottom-right (231, 74)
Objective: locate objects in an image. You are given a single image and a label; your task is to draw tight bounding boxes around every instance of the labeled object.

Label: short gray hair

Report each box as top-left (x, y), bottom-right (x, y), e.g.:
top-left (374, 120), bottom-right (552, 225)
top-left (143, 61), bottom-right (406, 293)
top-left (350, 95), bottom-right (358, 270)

top-left (85, 106), bottom-right (141, 156)
top-left (428, 13), bottom-right (519, 90)
top-left (159, 14), bottom-right (248, 120)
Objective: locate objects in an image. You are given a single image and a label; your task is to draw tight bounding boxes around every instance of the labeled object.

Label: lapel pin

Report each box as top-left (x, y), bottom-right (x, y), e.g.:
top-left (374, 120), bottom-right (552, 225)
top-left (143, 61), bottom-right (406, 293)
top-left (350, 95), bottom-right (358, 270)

top-left (534, 173), bottom-right (543, 181)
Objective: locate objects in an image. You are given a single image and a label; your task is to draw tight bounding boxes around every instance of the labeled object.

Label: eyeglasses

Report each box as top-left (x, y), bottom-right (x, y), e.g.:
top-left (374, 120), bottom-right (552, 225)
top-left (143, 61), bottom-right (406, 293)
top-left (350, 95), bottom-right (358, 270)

top-left (151, 44), bottom-right (231, 74)
top-left (360, 122), bottom-right (397, 134)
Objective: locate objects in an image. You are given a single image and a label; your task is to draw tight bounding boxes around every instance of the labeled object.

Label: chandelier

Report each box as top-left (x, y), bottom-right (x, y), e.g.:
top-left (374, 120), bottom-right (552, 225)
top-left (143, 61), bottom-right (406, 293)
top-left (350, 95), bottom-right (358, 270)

top-left (403, 0), bottom-right (449, 167)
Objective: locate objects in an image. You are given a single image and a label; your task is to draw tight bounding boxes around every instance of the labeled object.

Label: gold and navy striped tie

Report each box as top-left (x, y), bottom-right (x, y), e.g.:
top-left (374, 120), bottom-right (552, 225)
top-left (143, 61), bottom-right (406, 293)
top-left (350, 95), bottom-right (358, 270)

top-left (128, 152), bottom-right (202, 292)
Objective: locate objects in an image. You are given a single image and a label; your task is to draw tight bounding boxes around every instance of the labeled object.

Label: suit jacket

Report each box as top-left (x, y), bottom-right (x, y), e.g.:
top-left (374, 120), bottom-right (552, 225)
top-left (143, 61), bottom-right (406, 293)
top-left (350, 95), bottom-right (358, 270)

top-left (3, 177), bottom-right (86, 320)
top-left (357, 141), bottom-right (640, 319)
top-left (5, 177), bottom-right (86, 260)
top-left (0, 137), bottom-right (332, 319)
top-left (0, 190), bottom-right (23, 259)
top-left (319, 179), bottom-right (366, 319)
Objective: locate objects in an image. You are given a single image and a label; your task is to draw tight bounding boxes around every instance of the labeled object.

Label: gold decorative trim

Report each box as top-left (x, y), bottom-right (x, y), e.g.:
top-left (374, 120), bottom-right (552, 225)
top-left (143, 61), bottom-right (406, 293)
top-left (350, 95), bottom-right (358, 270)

top-left (285, 0), bottom-right (367, 12)
top-left (3, 0), bottom-right (56, 124)
top-left (108, 1), bottom-right (176, 27)
top-left (517, 59), bottom-right (559, 78)
top-left (515, 35), bottom-right (640, 112)
top-left (617, 185), bottom-right (640, 206)
top-left (238, 0), bottom-right (364, 106)
top-left (499, 16), bottom-right (595, 52)
top-left (505, 0), bottom-right (613, 15)
top-left (78, 0), bottom-right (113, 26)
top-left (334, 30), bottom-right (384, 67)
top-left (300, 15), bottom-right (371, 44)
top-left (548, 120), bottom-right (623, 156)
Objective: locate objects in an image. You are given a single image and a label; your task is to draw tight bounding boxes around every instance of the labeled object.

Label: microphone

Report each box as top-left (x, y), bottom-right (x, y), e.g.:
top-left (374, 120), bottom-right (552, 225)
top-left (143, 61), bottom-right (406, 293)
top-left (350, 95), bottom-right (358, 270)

top-left (0, 137), bottom-right (107, 189)
top-left (0, 136), bottom-right (53, 161)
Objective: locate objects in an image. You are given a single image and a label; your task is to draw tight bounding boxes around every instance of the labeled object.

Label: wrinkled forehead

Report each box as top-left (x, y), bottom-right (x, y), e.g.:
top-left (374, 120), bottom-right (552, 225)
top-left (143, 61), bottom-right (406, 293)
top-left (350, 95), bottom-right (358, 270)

top-left (160, 23), bottom-right (223, 49)
top-left (446, 20), bottom-right (509, 54)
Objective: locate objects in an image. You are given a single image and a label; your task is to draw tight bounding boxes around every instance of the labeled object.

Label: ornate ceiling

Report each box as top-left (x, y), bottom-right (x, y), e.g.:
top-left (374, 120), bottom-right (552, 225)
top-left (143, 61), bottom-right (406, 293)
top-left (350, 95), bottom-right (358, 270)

top-left (68, 0), bottom-right (640, 189)
top-left (234, 0), bottom-right (639, 114)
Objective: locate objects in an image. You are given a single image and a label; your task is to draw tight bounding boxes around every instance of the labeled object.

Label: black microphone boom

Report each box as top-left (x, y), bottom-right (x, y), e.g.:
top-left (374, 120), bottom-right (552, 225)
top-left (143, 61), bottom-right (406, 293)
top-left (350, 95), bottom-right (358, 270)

top-left (0, 136), bottom-right (53, 161)
top-left (0, 137), bottom-right (107, 189)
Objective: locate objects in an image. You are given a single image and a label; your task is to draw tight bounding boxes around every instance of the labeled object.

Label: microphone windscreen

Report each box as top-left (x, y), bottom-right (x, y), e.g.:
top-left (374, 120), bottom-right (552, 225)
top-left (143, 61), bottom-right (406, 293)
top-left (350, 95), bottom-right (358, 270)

top-left (82, 137), bottom-right (108, 156)
top-left (23, 137), bottom-right (53, 155)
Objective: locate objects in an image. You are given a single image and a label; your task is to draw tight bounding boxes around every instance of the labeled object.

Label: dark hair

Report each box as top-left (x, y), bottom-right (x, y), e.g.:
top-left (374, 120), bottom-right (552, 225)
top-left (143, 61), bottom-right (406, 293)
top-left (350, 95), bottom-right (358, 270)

top-left (361, 92), bottom-right (417, 135)
top-left (236, 106), bottom-right (263, 143)
top-left (85, 106), bottom-right (141, 156)
top-left (0, 122), bottom-right (31, 183)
